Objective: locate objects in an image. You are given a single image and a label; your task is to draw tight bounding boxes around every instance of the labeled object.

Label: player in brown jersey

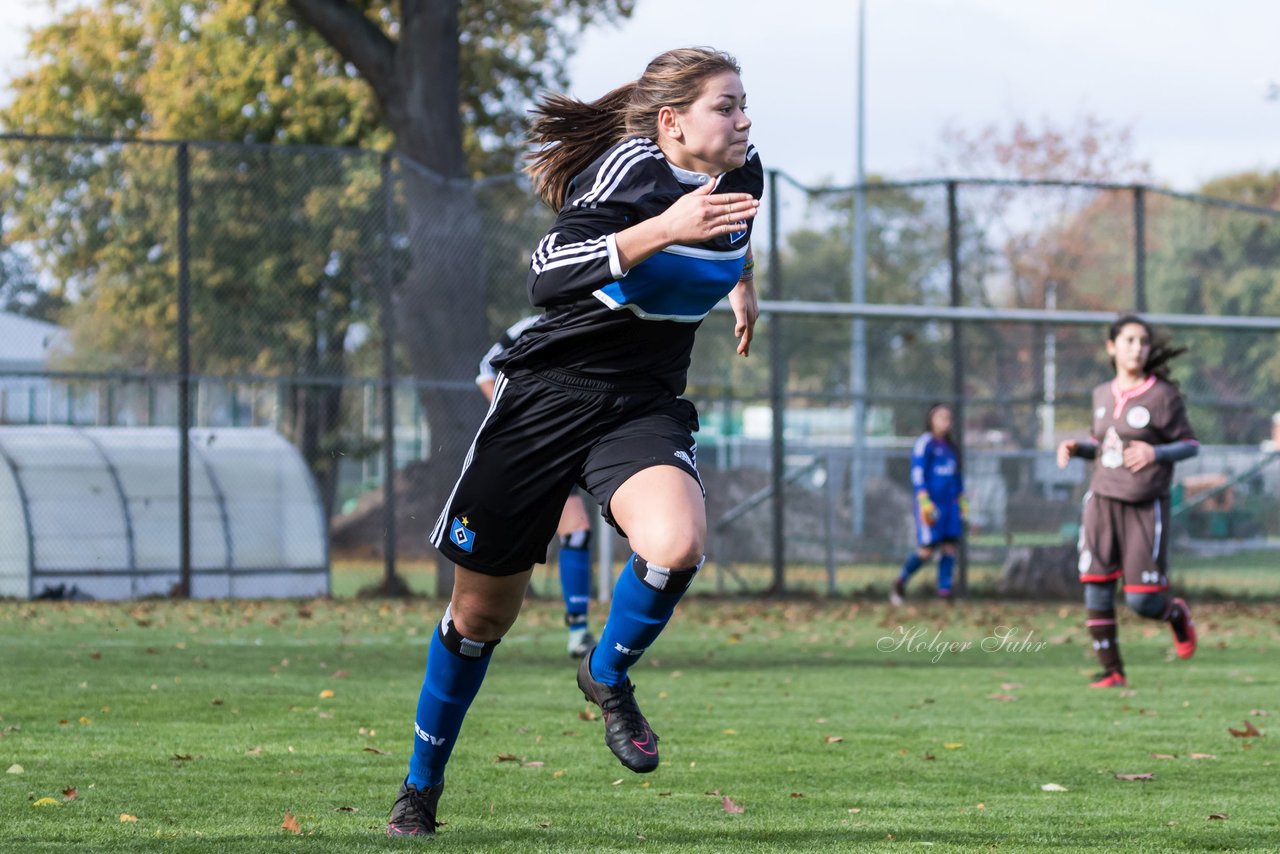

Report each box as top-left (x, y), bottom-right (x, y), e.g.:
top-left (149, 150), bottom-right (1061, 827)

top-left (1057, 315), bottom-right (1200, 688)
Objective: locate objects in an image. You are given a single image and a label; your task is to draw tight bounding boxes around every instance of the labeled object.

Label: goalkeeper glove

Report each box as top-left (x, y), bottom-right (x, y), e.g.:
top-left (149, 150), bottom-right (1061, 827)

top-left (916, 491), bottom-right (938, 527)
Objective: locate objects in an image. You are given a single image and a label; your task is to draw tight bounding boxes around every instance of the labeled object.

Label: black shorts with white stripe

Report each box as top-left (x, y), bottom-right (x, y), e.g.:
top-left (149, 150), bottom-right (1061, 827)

top-left (430, 368), bottom-right (702, 576)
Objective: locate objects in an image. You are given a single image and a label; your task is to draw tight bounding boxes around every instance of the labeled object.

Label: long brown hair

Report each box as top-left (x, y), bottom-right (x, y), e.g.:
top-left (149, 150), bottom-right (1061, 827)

top-left (525, 47), bottom-right (742, 209)
top-left (1109, 313), bottom-right (1186, 388)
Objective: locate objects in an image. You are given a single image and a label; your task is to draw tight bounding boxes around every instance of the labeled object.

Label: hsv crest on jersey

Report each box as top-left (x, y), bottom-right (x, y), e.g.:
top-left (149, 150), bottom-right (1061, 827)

top-left (450, 517), bottom-right (476, 553)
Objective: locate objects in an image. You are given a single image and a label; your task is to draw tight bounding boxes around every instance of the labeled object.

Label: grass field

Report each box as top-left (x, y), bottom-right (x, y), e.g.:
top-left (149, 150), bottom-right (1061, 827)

top-left (333, 546), bottom-right (1280, 600)
top-left (1, 594), bottom-right (1277, 852)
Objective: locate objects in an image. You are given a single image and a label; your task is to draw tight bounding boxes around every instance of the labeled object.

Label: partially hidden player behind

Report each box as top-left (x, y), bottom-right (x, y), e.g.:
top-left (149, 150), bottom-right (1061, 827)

top-left (1057, 314), bottom-right (1199, 689)
top-left (387, 47), bottom-right (762, 835)
top-left (890, 403), bottom-right (968, 605)
top-left (477, 315), bottom-right (596, 659)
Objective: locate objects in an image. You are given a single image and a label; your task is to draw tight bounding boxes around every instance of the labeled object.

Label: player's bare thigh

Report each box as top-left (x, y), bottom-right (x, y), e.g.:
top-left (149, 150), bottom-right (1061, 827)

top-left (610, 464), bottom-right (706, 569)
top-left (557, 492), bottom-right (590, 537)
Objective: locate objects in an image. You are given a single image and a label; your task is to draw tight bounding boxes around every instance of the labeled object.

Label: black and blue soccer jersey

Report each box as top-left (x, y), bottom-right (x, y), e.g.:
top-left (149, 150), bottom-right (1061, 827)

top-left (493, 136), bottom-right (764, 395)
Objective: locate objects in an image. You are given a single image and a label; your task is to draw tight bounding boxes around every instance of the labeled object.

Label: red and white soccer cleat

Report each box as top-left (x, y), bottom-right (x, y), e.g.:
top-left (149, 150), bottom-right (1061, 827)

top-left (1090, 670), bottom-right (1128, 689)
top-left (1170, 597), bottom-right (1197, 660)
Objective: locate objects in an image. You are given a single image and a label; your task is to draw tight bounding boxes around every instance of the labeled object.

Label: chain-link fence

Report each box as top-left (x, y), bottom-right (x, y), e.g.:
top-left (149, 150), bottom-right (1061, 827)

top-left (2, 133), bottom-right (1277, 600)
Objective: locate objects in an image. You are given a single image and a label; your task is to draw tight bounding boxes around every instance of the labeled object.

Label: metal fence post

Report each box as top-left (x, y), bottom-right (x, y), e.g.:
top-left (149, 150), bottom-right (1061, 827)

top-left (1133, 185), bottom-right (1147, 312)
top-left (947, 180), bottom-right (968, 597)
top-left (176, 142), bottom-right (192, 598)
top-left (767, 169), bottom-right (786, 593)
top-left (380, 153), bottom-right (399, 589)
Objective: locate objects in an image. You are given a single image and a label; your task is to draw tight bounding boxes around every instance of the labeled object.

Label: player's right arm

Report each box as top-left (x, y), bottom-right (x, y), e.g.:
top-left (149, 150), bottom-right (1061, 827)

top-left (1056, 439), bottom-right (1098, 468)
top-left (910, 435), bottom-right (937, 525)
top-left (528, 180), bottom-right (758, 307)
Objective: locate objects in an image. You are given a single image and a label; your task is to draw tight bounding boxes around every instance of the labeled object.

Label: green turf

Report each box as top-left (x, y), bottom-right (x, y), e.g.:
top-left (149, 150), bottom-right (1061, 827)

top-left (1, 597), bottom-right (1276, 852)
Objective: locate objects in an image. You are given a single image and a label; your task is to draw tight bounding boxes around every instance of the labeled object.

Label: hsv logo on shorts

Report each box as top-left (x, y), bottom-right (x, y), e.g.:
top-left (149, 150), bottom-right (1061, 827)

top-left (450, 516), bottom-right (476, 553)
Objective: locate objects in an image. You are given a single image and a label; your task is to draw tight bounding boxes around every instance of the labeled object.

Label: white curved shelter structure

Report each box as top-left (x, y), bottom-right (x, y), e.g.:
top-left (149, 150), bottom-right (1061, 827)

top-left (0, 426), bottom-right (328, 599)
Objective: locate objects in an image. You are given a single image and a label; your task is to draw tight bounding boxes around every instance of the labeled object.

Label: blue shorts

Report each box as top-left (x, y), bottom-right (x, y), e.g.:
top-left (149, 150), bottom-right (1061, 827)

top-left (915, 499), bottom-right (963, 547)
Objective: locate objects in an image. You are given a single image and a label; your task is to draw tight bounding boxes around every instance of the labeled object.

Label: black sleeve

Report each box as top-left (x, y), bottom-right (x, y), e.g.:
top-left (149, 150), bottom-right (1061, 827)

top-left (526, 203), bottom-right (630, 307)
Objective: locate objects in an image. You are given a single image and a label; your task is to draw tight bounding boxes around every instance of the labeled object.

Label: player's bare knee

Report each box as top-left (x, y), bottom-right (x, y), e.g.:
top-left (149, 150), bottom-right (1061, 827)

top-left (448, 599), bottom-right (519, 642)
top-left (630, 525), bottom-right (704, 569)
top-left (436, 604), bottom-right (502, 659)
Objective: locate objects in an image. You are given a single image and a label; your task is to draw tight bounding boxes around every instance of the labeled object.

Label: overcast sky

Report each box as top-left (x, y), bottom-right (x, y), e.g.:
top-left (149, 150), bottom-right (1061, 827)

top-left (3, 0), bottom-right (1278, 190)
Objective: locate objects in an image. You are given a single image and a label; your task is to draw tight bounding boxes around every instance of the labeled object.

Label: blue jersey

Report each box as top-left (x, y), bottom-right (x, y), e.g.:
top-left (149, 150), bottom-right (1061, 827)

top-left (495, 136), bottom-right (764, 395)
top-left (911, 433), bottom-right (964, 505)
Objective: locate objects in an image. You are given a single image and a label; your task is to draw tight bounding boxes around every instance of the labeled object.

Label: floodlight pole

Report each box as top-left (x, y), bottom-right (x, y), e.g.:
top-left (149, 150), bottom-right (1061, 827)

top-left (850, 0), bottom-right (869, 538)
top-left (176, 142), bottom-right (192, 598)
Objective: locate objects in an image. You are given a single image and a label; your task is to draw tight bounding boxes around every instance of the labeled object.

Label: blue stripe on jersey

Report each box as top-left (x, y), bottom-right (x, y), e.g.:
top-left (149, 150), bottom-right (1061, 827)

top-left (592, 244), bottom-right (747, 322)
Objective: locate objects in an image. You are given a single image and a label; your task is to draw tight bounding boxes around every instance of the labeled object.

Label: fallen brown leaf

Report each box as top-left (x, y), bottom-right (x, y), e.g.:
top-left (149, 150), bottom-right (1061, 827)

top-left (362, 747), bottom-right (390, 756)
top-left (790, 792), bottom-right (804, 798)
top-left (120, 813), bottom-right (138, 823)
top-left (987, 693), bottom-right (1018, 702)
top-left (61, 787), bottom-right (77, 801)
top-left (578, 709), bottom-right (598, 722)
top-left (1249, 709), bottom-right (1269, 716)
top-left (522, 761), bottom-right (545, 768)
top-left (281, 812), bottom-right (301, 834)
top-left (171, 754), bottom-right (193, 761)
top-left (1227, 720), bottom-right (1262, 738)
top-left (1207, 813), bottom-right (1228, 820)
top-left (1188, 753), bottom-right (1217, 760)
top-left (824, 735), bottom-right (844, 744)
top-left (495, 753), bottom-right (522, 763)
top-left (334, 806), bottom-right (358, 812)
top-left (1150, 753), bottom-right (1177, 760)
top-left (721, 795), bottom-right (744, 814)
top-left (1115, 773), bottom-right (1153, 781)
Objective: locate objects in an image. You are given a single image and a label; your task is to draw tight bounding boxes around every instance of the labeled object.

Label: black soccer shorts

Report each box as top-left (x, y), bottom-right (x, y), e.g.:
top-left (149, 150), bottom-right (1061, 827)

top-left (429, 368), bottom-right (703, 575)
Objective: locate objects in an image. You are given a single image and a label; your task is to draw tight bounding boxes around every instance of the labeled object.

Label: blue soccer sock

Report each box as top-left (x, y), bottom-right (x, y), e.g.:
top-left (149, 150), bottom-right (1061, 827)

top-left (937, 554), bottom-right (955, 596)
top-left (898, 552), bottom-right (925, 585)
top-left (590, 553), bottom-right (699, 687)
top-left (406, 606), bottom-right (497, 788)
top-left (559, 530), bottom-right (591, 629)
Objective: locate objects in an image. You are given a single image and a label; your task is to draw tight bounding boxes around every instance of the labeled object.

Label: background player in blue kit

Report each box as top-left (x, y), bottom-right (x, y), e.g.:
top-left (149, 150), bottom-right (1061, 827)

top-left (891, 403), bottom-right (968, 604)
top-left (388, 47), bottom-right (763, 835)
top-left (477, 316), bottom-right (595, 659)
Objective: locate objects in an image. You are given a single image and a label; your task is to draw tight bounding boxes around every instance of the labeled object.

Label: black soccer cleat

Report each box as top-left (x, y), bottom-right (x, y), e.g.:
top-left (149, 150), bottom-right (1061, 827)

top-left (387, 779), bottom-right (443, 836)
top-left (577, 646), bottom-right (660, 773)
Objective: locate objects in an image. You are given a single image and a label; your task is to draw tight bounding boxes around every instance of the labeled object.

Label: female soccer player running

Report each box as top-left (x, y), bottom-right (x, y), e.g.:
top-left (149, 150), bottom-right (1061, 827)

top-left (476, 316), bottom-right (596, 659)
top-left (890, 403), bottom-right (968, 604)
top-left (388, 47), bottom-right (762, 835)
top-left (1057, 315), bottom-right (1199, 689)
